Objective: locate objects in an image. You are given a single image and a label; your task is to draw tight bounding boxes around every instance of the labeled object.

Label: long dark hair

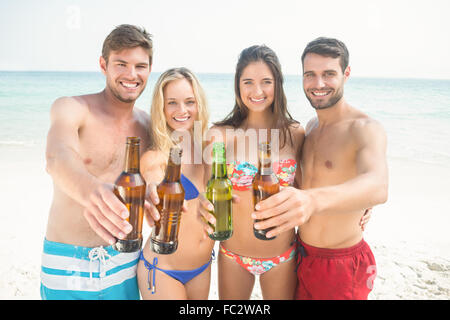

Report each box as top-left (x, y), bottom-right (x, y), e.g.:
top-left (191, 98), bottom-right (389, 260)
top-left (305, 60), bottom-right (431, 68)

top-left (214, 45), bottom-right (298, 148)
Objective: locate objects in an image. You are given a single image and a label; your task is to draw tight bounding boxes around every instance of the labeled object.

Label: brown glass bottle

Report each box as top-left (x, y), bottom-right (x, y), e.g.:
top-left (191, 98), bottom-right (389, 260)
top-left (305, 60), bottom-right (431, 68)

top-left (113, 137), bottom-right (146, 252)
top-left (252, 142), bottom-right (279, 240)
top-left (150, 147), bottom-right (185, 254)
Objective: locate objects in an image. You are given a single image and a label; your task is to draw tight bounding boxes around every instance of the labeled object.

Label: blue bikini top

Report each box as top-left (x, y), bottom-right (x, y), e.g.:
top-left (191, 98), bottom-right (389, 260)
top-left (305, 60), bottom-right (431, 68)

top-left (180, 174), bottom-right (199, 200)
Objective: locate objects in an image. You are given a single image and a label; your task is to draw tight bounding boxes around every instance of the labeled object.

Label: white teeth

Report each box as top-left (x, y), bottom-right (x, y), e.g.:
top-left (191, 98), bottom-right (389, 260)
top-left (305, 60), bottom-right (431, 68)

top-left (174, 116), bottom-right (190, 122)
top-left (312, 91), bottom-right (329, 96)
top-left (250, 97), bottom-right (265, 102)
top-left (121, 82), bottom-right (138, 88)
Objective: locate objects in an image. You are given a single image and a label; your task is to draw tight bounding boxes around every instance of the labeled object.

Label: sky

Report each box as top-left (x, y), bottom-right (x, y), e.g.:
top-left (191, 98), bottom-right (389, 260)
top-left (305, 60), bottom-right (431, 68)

top-left (1, 0), bottom-right (450, 79)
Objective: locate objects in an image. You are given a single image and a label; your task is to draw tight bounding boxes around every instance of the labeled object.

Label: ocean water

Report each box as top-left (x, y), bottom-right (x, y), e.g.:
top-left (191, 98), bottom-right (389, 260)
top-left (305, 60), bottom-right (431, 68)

top-left (1, 71), bottom-right (450, 168)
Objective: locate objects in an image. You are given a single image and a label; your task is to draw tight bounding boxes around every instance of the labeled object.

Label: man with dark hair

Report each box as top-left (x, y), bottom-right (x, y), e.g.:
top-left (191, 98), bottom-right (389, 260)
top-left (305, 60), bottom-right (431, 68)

top-left (301, 37), bottom-right (349, 73)
top-left (252, 37), bottom-right (388, 300)
top-left (41, 24), bottom-right (154, 300)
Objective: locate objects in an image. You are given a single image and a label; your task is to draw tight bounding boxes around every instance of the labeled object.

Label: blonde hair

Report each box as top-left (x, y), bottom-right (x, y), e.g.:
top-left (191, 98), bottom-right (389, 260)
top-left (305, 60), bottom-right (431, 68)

top-left (150, 67), bottom-right (209, 155)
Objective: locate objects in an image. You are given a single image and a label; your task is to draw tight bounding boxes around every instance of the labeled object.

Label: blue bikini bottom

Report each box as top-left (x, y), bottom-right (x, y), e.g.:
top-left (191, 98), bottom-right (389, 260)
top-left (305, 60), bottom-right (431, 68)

top-left (139, 250), bottom-right (215, 294)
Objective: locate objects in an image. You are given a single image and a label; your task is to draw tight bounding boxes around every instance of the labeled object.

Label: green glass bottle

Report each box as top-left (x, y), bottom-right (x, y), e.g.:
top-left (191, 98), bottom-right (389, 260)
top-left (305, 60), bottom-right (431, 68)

top-left (206, 142), bottom-right (233, 241)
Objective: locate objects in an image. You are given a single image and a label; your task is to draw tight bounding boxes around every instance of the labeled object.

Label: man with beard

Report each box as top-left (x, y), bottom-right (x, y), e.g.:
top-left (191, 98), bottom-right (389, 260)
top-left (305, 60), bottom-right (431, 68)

top-left (41, 25), bottom-right (155, 299)
top-left (251, 37), bottom-right (388, 300)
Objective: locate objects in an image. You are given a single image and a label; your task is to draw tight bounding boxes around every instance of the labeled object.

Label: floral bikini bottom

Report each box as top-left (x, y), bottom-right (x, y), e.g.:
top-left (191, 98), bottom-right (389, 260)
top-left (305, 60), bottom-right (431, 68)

top-left (219, 242), bottom-right (297, 276)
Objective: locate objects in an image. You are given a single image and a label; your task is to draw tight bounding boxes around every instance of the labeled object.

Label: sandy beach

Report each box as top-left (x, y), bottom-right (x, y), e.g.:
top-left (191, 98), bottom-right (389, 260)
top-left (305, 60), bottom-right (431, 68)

top-left (0, 144), bottom-right (449, 300)
top-left (1, 0), bottom-right (450, 303)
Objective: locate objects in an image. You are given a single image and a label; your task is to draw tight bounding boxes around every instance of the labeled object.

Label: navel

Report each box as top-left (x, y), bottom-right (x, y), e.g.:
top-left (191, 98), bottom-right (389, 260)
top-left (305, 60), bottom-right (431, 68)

top-left (325, 160), bottom-right (333, 169)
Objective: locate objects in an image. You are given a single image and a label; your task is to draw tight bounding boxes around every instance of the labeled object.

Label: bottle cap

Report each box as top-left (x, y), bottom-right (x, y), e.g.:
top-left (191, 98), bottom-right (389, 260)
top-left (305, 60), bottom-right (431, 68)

top-left (169, 147), bottom-right (183, 165)
top-left (258, 142), bottom-right (272, 164)
top-left (258, 141), bottom-right (271, 152)
top-left (126, 137), bottom-right (140, 145)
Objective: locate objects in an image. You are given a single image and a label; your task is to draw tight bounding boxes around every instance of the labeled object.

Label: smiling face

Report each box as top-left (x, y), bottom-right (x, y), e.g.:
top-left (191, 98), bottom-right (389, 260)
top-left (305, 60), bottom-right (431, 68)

top-left (239, 61), bottom-right (275, 113)
top-left (101, 46), bottom-right (151, 103)
top-left (302, 53), bottom-right (350, 110)
top-left (163, 78), bottom-right (198, 131)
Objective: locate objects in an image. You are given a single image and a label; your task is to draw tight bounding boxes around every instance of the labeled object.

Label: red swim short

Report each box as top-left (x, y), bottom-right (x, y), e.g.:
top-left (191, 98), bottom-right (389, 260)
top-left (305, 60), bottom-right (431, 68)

top-left (295, 238), bottom-right (377, 300)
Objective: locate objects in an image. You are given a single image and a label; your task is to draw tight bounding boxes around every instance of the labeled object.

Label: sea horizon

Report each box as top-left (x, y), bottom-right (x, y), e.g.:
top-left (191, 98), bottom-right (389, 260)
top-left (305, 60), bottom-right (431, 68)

top-left (1, 69), bottom-right (450, 82)
top-left (1, 71), bottom-right (450, 169)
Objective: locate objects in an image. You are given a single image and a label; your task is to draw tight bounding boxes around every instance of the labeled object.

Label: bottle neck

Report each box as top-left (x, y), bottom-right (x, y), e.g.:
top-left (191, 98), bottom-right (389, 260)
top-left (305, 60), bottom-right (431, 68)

top-left (164, 161), bottom-right (181, 182)
top-left (164, 149), bottom-right (182, 182)
top-left (258, 143), bottom-right (273, 175)
top-left (124, 143), bottom-right (140, 173)
top-left (212, 162), bottom-right (227, 178)
top-left (258, 159), bottom-right (273, 175)
top-left (212, 144), bottom-right (227, 178)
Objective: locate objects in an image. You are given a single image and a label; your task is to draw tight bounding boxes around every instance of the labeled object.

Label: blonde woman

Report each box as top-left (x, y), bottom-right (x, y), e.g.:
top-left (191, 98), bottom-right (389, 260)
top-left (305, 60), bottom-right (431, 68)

top-left (137, 67), bottom-right (213, 299)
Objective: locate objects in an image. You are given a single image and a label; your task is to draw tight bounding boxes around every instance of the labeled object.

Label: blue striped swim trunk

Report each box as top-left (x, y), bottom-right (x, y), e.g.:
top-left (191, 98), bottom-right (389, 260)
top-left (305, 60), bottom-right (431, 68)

top-left (40, 238), bottom-right (140, 300)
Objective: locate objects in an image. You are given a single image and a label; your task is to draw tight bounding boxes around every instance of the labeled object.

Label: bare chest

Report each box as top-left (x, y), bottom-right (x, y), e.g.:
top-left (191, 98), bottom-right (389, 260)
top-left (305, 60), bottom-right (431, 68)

top-left (78, 118), bottom-right (149, 182)
top-left (301, 127), bottom-right (357, 187)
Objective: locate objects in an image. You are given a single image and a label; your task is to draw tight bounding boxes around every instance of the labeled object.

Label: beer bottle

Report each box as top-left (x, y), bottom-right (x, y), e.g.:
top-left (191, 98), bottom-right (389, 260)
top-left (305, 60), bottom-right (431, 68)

top-left (113, 137), bottom-right (146, 252)
top-left (206, 142), bottom-right (233, 241)
top-left (252, 142), bottom-right (279, 240)
top-left (150, 147), bottom-right (185, 254)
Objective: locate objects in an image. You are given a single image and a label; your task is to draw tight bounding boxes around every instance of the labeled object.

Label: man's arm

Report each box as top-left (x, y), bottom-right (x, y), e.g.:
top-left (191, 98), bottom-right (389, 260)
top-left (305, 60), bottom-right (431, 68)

top-left (253, 119), bottom-right (388, 238)
top-left (45, 97), bottom-right (97, 206)
top-left (46, 97), bottom-right (131, 244)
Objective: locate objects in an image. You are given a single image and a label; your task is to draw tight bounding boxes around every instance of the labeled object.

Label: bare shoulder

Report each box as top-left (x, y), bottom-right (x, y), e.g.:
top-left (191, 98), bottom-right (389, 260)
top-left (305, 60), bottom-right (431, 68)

top-left (350, 113), bottom-right (387, 146)
top-left (130, 107), bottom-right (151, 148)
top-left (134, 107), bottom-right (150, 127)
top-left (288, 122), bottom-right (305, 135)
top-left (51, 95), bottom-right (88, 113)
top-left (46, 96), bottom-right (94, 155)
top-left (288, 122), bottom-right (306, 149)
top-left (49, 95), bottom-right (90, 125)
top-left (305, 117), bottom-right (319, 135)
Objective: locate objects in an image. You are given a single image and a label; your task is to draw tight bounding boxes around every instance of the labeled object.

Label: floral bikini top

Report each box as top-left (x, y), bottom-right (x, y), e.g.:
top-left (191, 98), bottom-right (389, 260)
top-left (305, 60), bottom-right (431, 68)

top-left (227, 159), bottom-right (297, 191)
